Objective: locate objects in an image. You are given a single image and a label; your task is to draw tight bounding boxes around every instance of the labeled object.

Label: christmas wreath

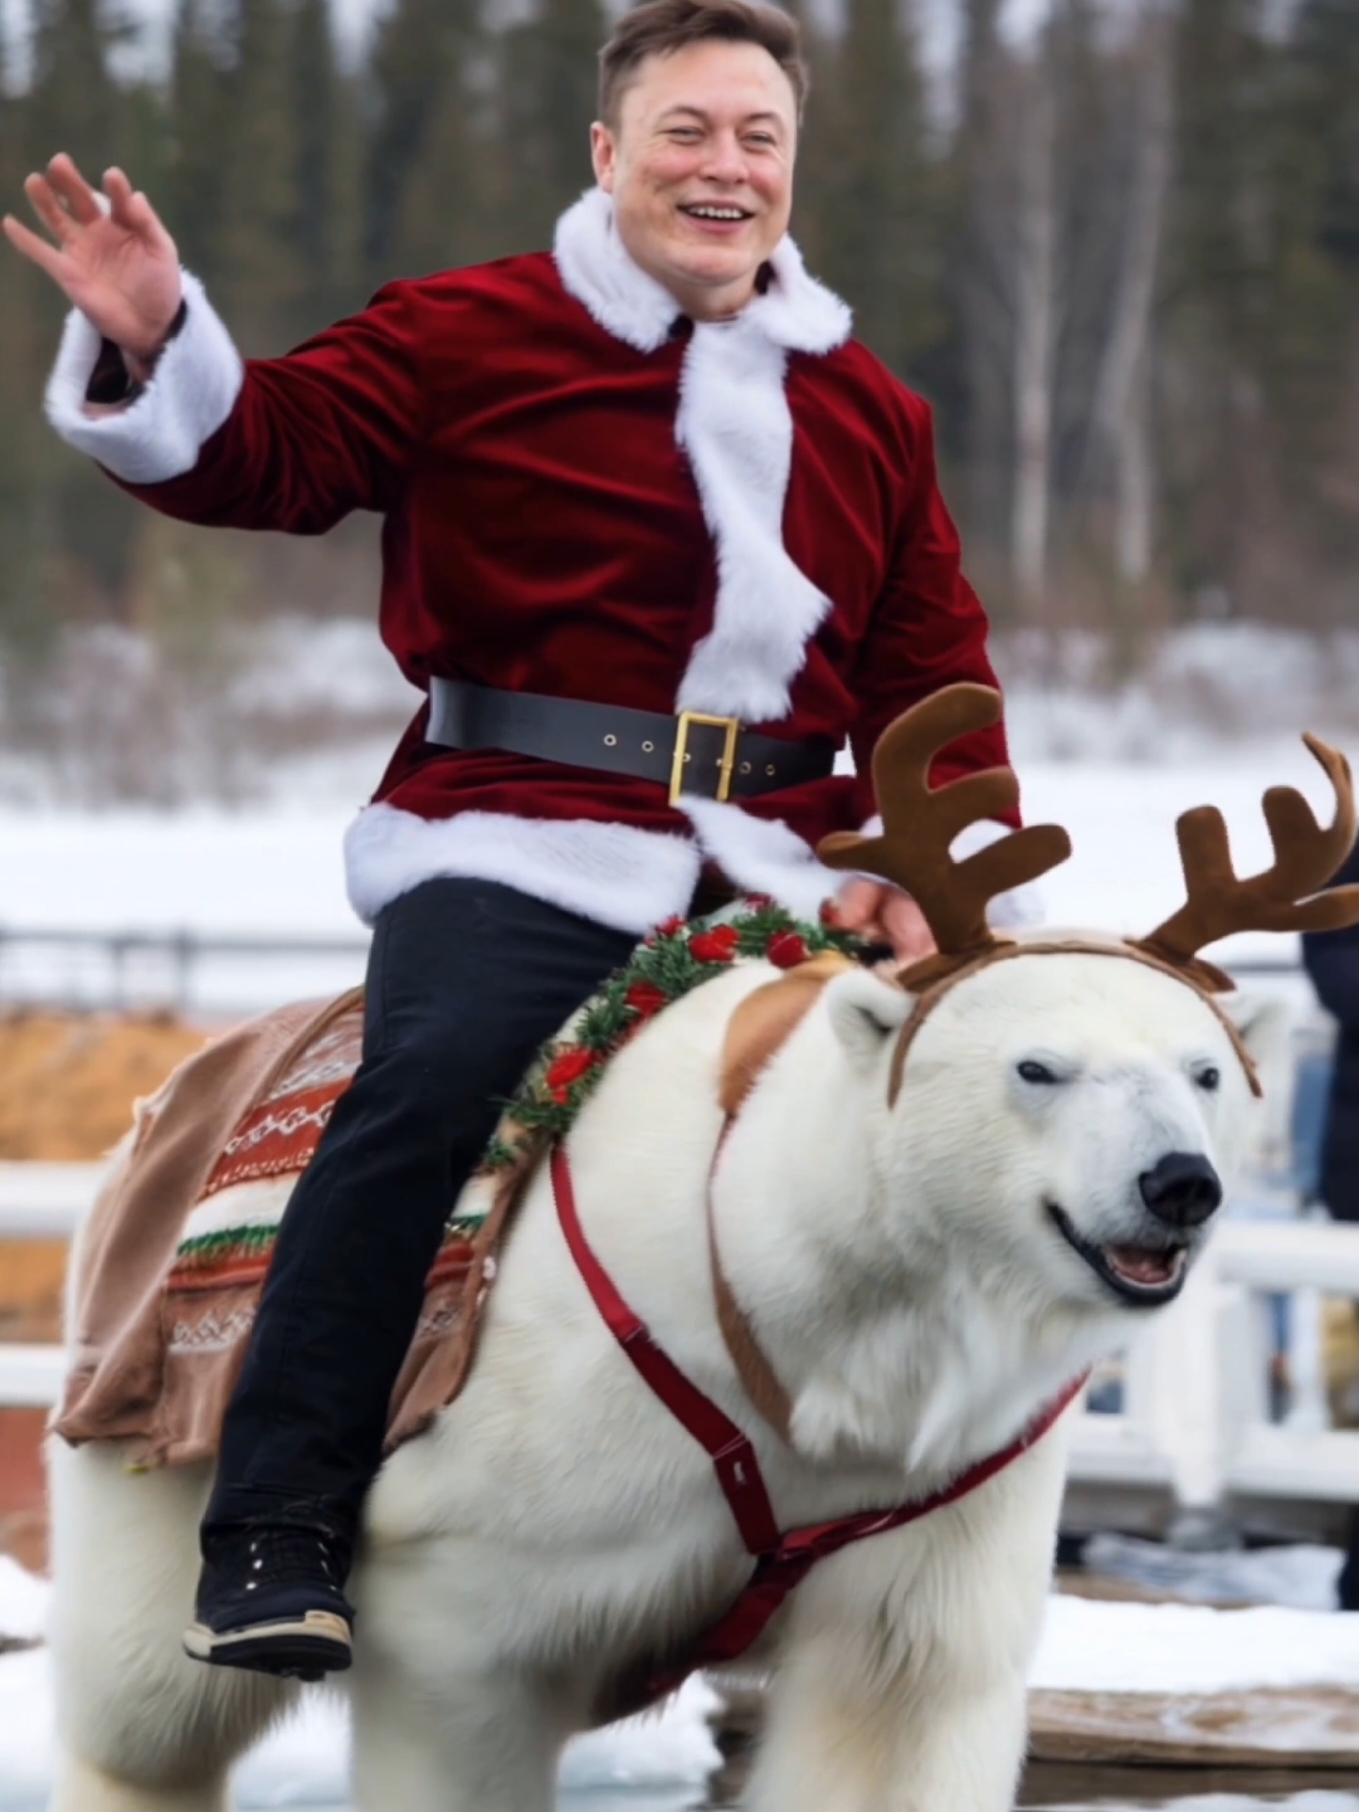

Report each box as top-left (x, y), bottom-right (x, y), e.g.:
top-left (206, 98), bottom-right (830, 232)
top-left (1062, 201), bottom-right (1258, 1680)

top-left (481, 898), bottom-right (864, 1169)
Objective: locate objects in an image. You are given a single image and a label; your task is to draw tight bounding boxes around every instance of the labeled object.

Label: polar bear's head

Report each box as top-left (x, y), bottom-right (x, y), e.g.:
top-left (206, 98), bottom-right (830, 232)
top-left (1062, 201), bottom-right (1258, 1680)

top-left (827, 948), bottom-right (1274, 1322)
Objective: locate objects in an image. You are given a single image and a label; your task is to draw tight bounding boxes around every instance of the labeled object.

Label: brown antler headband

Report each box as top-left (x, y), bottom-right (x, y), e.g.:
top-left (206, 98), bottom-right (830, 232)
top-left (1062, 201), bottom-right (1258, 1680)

top-left (818, 687), bottom-right (1359, 997)
top-left (817, 684), bottom-right (1072, 987)
top-left (1134, 733), bottom-right (1359, 990)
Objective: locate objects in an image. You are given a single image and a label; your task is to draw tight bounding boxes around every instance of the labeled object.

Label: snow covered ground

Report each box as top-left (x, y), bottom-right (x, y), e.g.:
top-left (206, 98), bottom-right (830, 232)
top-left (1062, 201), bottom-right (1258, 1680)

top-left (4, 1553), bottom-right (1359, 1809)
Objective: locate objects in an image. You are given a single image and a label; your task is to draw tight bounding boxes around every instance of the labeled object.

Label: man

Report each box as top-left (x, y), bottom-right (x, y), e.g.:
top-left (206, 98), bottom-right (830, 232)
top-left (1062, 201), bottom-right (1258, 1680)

top-left (6, 0), bottom-right (1016, 1679)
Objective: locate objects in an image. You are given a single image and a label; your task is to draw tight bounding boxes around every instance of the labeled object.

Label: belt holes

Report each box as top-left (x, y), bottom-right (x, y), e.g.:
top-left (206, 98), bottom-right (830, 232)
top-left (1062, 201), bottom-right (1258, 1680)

top-left (739, 761), bottom-right (752, 774)
top-left (683, 752), bottom-right (691, 764)
top-left (765, 764), bottom-right (776, 777)
top-left (603, 734), bottom-right (618, 747)
top-left (641, 739), bottom-right (655, 753)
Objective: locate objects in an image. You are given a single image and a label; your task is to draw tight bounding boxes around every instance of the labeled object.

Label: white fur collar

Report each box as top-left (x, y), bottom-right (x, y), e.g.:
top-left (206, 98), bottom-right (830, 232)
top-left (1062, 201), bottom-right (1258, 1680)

top-left (552, 186), bottom-right (851, 357)
top-left (553, 187), bottom-right (853, 901)
top-left (553, 187), bottom-right (850, 747)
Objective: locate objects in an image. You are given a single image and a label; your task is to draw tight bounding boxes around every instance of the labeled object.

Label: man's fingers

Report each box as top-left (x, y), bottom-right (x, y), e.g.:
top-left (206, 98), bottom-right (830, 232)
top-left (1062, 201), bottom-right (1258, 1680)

top-left (104, 169), bottom-right (175, 258)
top-left (46, 152), bottom-right (104, 225)
top-left (103, 167), bottom-right (138, 228)
top-left (2, 211), bottom-right (72, 283)
top-left (22, 173), bottom-right (80, 245)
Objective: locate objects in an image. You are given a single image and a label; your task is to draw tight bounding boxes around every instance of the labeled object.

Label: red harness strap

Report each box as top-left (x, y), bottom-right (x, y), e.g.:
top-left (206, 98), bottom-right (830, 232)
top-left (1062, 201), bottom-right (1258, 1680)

top-left (551, 1141), bottom-right (1086, 1708)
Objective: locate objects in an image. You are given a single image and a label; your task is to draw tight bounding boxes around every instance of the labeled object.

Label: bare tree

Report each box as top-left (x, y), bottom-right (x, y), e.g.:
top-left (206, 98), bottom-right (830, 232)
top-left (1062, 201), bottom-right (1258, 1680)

top-left (1009, 45), bottom-right (1058, 615)
top-left (1086, 4), bottom-right (1175, 588)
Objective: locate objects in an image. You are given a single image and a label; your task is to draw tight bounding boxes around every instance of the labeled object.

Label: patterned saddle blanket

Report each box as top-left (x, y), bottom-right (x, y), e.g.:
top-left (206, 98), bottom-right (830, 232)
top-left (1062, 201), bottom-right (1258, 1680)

top-left (54, 901), bottom-right (859, 1468)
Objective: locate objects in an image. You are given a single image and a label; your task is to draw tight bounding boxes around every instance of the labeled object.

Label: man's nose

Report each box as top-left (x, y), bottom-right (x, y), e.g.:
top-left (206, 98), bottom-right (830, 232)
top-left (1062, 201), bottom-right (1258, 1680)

top-left (701, 135), bottom-right (749, 183)
top-left (1138, 1151), bottom-right (1223, 1228)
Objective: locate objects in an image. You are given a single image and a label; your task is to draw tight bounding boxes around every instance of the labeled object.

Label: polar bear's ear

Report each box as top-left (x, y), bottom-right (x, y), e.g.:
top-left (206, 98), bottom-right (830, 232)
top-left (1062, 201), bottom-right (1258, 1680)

top-left (1221, 991), bottom-right (1292, 1078)
top-left (826, 968), bottom-right (912, 1072)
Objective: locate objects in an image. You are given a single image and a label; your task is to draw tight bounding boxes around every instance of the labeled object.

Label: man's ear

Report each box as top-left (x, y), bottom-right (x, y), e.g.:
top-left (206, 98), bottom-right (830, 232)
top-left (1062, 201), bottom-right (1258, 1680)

top-left (590, 121), bottom-right (617, 191)
top-left (826, 968), bottom-right (911, 1073)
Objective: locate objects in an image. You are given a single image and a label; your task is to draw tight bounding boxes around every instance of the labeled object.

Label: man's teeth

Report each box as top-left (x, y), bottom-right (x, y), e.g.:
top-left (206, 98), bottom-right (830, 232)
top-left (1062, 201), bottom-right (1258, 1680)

top-left (685, 206), bottom-right (747, 220)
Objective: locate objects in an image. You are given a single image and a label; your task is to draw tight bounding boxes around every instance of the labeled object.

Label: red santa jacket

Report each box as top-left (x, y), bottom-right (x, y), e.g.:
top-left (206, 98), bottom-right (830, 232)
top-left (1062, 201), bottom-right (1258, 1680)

top-left (46, 188), bottom-right (1014, 935)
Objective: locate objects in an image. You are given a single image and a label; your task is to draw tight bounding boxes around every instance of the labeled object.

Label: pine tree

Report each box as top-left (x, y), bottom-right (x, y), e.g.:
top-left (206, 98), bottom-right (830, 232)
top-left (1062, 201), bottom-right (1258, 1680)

top-left (213, 0), bottom-right (307, 352)
top-left (165, 0), bottom-right (232, 288)
top-left (491, 0), bottom-right (606, 258)
top-left (807, 0), bottom-right (940, 379)
top-left (364, 0), bottom-right (483, 279)
top-left (291, 0), bottom-right (363, 320)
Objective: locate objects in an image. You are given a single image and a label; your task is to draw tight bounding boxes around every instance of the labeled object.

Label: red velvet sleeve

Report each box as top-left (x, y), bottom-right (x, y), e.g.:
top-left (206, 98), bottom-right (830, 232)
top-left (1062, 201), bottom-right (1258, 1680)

top-left (846, 396), bottom-right (1018, 829)
top-left (117, 283), bottom-right (425, 534)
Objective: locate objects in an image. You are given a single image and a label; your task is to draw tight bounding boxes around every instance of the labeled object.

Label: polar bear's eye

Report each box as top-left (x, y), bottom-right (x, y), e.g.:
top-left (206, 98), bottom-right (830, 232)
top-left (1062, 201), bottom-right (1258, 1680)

top-left (1195, 1065), bottom-right (1222, 1092)
top-left (1017, 1059), bottom-right (1059, 1085)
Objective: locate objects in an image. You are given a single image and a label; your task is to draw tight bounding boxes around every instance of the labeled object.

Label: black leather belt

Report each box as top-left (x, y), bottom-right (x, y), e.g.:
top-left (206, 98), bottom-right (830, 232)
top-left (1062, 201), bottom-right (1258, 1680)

top-left (427, 679), bottom-right (837, 805)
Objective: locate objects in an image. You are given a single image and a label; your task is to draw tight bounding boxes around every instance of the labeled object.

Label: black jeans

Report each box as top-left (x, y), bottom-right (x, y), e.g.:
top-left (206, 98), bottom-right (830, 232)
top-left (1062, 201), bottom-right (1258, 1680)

top-left (203, 877), bottom-right (638, 1549)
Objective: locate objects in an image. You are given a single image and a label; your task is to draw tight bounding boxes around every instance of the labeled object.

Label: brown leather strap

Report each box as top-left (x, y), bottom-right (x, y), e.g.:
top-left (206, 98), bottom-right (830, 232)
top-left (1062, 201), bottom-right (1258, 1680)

top-left (707, 954), bottom-right (856, 1445)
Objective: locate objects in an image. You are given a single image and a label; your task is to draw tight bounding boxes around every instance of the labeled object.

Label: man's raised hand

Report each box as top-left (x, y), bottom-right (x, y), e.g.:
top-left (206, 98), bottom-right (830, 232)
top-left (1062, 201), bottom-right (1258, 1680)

top-left (3, 155), bottom-right (182, 373)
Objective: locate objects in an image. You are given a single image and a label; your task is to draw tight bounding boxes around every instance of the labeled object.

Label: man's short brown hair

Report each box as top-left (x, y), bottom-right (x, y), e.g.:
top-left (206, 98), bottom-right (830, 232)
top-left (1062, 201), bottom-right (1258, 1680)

top-left (598, 0), bottom-right (809, 129)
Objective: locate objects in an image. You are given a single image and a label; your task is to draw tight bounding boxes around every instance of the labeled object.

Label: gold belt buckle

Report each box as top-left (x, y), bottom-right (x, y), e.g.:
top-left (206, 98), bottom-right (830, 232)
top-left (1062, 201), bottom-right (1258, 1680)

top-left (670, 712), bottom-right (740, 806)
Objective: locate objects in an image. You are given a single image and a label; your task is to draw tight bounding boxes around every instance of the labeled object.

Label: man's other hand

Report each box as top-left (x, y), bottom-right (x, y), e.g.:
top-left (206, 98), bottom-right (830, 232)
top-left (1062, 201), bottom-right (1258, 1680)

top-left (832, 878), bottom-right (936, 964)
top-left (3, 155), bottom-right (182, 374)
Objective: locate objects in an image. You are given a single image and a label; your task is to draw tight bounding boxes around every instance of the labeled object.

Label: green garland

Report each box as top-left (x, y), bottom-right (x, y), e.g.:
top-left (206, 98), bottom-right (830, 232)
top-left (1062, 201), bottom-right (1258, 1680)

top-left (481, 897), bottom-right (864, 1171)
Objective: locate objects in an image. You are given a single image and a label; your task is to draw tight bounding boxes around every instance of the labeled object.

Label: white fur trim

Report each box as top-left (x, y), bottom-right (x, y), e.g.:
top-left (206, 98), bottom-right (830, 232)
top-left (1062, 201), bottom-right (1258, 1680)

top-left (553, 189), bottom-right (852, 725)
top-left (344, 805), bottom-right (701, 935)
top-left (680, 797), bottom-right (842, 921)
top-left (674, 317), bottom-right (834, 721)
top-left (552, 188), bottom-right (679, 354)
top-left (44, 271), bottom-right (244, 485)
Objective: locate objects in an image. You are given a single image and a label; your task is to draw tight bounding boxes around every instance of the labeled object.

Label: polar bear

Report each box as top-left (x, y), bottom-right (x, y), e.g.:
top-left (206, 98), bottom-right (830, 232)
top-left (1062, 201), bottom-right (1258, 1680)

top-left (45, 686), bottom-right (1358, 1812)
top-left (46, 941), bottom-right (1273, 1812)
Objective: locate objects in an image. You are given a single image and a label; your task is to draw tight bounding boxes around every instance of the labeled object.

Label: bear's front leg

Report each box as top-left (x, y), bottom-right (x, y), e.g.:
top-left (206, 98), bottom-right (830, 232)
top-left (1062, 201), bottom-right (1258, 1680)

top-left (746, 1423), bottom-right (1070, 1812)
top-left (350, 1650), bottom-right (567, 1812)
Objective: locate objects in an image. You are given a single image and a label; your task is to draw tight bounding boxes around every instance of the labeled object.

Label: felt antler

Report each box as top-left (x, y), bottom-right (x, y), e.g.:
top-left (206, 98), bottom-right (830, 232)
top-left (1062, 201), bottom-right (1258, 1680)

top-left (1135, 734), bottom-right (1359, 988)
top-left (818, 684), bottom-right (1072, 983)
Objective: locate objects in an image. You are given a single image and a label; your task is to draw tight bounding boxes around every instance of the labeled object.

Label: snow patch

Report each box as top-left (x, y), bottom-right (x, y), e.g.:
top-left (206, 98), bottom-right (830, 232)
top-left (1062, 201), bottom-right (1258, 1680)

top-left (1030, 1594), bottom-right (1359, 1695)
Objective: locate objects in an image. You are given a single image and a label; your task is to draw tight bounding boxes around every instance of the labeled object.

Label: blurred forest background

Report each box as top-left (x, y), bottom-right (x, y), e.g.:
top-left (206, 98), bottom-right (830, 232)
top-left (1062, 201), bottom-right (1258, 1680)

top-left (0, 0), bottom-right (1356, 798)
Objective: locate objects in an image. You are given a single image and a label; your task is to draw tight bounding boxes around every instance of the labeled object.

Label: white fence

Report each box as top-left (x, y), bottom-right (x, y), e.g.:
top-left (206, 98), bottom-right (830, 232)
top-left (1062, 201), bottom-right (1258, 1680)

top-left (1, 1161), bottom-right (1356, 1523)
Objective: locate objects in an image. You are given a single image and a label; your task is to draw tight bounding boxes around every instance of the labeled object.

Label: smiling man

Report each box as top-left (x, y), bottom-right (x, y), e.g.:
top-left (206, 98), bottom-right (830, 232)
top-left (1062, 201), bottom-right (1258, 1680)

top-left (5, 0), bottom-right (1017, 1679)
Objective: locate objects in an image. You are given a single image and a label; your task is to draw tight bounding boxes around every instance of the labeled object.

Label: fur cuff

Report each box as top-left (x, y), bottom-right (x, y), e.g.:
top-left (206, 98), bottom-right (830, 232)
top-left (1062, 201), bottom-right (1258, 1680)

top-left (344, 805), bottom-right (702, 934)
top-left (44, 271), bottom-right (244, 486)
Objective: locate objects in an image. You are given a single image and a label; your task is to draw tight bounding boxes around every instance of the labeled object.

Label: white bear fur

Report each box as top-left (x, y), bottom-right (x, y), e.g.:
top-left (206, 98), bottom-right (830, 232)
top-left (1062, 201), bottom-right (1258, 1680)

top-left (46, 940), bottom-right (1268, 1812)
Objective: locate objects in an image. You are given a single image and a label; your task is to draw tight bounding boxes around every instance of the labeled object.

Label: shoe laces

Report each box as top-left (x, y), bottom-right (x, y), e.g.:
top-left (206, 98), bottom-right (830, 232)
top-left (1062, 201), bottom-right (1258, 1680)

top-left (233, 1525), bottom-right (346, 1588)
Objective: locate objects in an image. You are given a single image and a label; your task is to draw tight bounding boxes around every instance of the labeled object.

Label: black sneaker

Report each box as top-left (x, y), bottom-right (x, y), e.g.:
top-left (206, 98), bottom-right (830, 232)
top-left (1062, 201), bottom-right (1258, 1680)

top-left (183, 1524), bottom-right (355, 1680)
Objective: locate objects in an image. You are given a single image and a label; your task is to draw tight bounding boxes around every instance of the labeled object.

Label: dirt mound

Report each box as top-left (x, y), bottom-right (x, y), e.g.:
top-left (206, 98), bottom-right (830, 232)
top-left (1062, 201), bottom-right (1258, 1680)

top-left (0, 1011), bottom-right (208, 1162)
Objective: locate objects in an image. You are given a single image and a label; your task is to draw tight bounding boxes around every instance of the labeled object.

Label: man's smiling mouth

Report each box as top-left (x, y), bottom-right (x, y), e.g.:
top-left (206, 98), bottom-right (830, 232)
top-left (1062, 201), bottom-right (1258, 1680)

top-left (679, 203), bottom-right (753, 222)
top-left (1046, 1201), bottom-right (1190, 1307)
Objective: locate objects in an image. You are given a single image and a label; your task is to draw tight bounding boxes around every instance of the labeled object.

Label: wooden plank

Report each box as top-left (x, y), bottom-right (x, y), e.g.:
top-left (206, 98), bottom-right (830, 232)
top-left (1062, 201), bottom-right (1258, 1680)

top-left (1028, 1687), bottom-right (1359, 1767)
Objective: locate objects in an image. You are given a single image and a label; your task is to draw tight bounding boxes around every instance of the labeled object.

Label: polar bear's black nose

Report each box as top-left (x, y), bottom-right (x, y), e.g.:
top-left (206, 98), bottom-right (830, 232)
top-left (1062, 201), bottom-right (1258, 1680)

top-left (1139, 1152), bottom-right (1223, 1227)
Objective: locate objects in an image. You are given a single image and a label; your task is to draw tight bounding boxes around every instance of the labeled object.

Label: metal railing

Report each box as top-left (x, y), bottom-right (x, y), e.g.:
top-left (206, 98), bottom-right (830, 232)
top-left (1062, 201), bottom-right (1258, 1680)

top-left (0, 924), bottom-right (370, 1017)
top-left (0, 928), bottom-right (1307, 1020)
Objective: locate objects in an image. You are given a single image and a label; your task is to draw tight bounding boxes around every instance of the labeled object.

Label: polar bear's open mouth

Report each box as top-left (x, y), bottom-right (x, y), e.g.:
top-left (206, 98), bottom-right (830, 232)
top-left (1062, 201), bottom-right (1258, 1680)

top-left (1045, 1202), bottom-right (1189, 1307)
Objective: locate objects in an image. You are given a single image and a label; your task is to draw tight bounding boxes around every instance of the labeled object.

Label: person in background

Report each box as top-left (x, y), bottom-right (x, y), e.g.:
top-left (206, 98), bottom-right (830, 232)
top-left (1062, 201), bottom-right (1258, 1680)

top-left (1301, 846), bottom-right (1359, 1611)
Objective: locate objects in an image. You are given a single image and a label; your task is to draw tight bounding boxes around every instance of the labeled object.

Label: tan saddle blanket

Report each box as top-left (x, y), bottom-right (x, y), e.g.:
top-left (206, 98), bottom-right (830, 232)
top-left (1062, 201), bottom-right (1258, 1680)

top-left (55, 989), bottom-right (517, 1467)
top-left (54, 917), bottom-right (853, 1471)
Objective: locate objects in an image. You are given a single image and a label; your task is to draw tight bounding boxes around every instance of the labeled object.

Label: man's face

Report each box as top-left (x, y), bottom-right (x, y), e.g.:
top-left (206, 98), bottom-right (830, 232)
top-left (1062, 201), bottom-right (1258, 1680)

top-left (590, 39), bottom-right (797, 318)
